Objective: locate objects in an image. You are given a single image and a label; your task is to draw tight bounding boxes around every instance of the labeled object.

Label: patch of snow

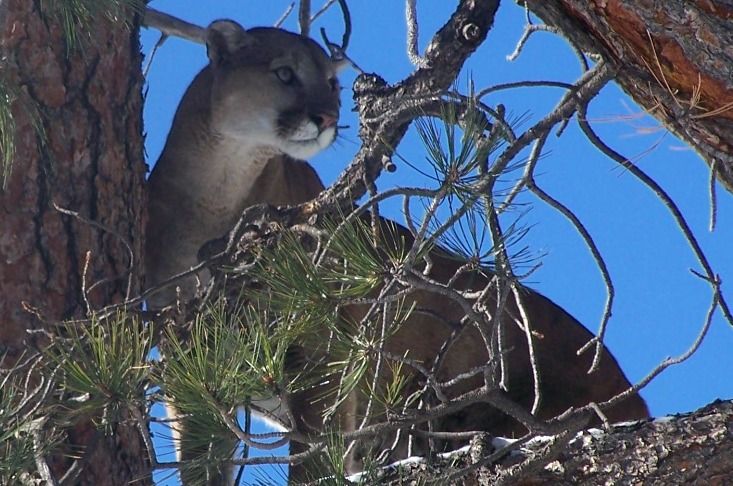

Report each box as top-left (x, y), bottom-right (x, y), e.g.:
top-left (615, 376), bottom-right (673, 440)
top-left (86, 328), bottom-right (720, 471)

top-left (491, 437), bottom-right (518, 448)
top-left (346, 456), bottom-right (425, 483)
top-left (650, 415), bottom-right (675, 424)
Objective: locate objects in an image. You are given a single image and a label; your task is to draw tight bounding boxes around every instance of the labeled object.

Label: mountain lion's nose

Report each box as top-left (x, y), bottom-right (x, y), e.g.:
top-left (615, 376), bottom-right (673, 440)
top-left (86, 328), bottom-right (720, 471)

top-left (311, 113), bottom-right (338, 130)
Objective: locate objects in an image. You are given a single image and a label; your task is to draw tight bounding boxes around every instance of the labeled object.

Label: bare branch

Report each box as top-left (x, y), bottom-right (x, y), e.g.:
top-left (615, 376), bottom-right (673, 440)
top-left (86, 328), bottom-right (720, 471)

top-left (507, 10), bottom-right (589, 72)
top-left (274, 2), bottom-right (296, 28)
top-left (577, 104), bottom-right (733, 328)
top-left (405, 0), bottom-right (429, 68)
top-left (299, 0), bottom-right (311, 36)
top-left (52, 203), bottom-right (136, 302)
top-left (603, 284), bottom-right (719, 411)
top-left (142, 8), bottom-right (205, 44)
top-left (311, 0), bottom-right (338, 22)
top-left (709, 158), bottom-right (718, 232)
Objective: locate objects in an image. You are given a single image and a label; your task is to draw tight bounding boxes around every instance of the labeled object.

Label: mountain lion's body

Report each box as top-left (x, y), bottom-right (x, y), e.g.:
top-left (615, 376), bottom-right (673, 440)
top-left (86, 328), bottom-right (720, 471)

top-left (146, 20), bottom-right (648, 485)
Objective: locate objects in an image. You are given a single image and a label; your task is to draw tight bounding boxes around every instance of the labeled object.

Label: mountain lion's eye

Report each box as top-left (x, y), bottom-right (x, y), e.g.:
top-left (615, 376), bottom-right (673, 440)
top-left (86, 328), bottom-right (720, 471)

top-left (275, 66), bottom-right (295, 85)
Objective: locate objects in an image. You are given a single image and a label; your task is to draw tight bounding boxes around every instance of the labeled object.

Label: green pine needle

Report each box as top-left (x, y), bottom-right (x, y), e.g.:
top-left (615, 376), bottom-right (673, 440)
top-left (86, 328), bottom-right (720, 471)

top-left (46, 312), bottom-right (152, 429)
top-left (0, 79), bottom-right (15, 190)
top-left (409, 93), bottom-right (539, 275)
top-left (162, 304), bottom-right (271, 415)
top-left (0, 381), bottom-right (40, 482)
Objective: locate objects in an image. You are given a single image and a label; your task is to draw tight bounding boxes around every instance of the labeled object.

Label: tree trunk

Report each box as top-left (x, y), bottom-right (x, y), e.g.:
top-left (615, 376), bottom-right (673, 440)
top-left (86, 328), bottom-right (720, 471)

top-left (0, 1), bottom-right (149, 483)
top-left (524, 0), bottom-right (733, 194)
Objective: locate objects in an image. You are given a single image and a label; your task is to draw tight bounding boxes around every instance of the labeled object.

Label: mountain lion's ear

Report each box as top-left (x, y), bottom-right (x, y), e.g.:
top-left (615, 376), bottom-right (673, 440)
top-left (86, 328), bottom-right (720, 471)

top-left (205, 20), bottom-right (256, 65)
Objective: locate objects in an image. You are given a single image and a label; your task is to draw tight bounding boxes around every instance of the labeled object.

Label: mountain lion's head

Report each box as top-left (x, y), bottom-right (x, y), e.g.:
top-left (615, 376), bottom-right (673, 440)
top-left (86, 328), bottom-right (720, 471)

top-left (204, 20), bottom-right (343, 160)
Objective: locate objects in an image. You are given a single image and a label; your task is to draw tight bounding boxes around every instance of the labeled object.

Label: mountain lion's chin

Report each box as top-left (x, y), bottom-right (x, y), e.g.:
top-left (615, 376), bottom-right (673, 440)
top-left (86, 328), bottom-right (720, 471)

top-left (282, 127), bottom-right (335, 160)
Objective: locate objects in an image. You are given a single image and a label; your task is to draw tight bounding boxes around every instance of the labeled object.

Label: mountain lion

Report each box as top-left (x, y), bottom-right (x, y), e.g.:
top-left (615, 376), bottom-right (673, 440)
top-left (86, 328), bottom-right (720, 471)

top-left (145, 19), bottom-right (648, 485)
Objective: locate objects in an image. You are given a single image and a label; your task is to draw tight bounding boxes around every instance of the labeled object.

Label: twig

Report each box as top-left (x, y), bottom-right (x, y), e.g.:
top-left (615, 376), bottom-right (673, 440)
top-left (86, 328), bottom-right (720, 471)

top-left (405, 0), bottom-right (429, 68)
top-left (58, 460), bottom-right (83, 486)
top-left (314, 186), bottom-right (438, 268)
top-left (709, 158), bottom-right (718, 231)
top-left (274, 2), bottom-right (296, 28)
top-left (148, 443), bottom-right (325, 469)
top-left (589, 402), bottom-right (611, 431)
top-left (299, 0), bottom-right (311, 36)
top-left (143, 32), bottom-right (168, 78)
top-left (381, 350), bottom-right (448, 403)
top-left (510, 284), bottom-right (541, 414)
top-left (602, 281), bottom-right (719, 410)
top-left (316, 1), bottom-right (350, 58)
top-left (532, 180), bottom-right (616, 373)
top-left (311, 0), bottom-right (338, 23)
top-left (216, 402), bottom-right (291, 450)
top-left (482, 162), bottom-right (542, 412)
top-left (402, 184), bottom-right (449, 268)
top-left (438, 360), bottom-right (499, 390)
top-left (335, 0), bottom-right (352, 50)
top-left (32, 419), bottom-right (59, 486)
top-left (507, 24), bottom-right (557, 62)
top-left (132, 405), bottom-right (159, 467)
top-left (507, 9), bottom-right (588, 71)
top-left (408, 428), bottom-right (484, 440)
top-left (497, 129), bottom-right (548, 213)
top-left (577, 105), bottom-right (733, 327)
top-left (477, 80), bottom-right (575, 99)
top-left (81, 250), bottom-right (92, 313)
top-left (496, 110), bottom-right (615, 374)
top-left (337, 386), bottom-right (550, 444)
top-left (344, 302), bottom-right (396, 461)
top-left (52, 202), bottom-right (136, 302)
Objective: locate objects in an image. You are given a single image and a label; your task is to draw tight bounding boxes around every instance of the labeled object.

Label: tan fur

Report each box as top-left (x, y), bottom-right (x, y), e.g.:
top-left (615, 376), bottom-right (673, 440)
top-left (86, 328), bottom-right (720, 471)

top-left (146, 20), bottom-right (648, 484)
top-left (146, 21), bottom-right (340, 485)
top-left (285, 220), bottom-right (649, 477)
top-left (146, 21), bottom-right (340, 311)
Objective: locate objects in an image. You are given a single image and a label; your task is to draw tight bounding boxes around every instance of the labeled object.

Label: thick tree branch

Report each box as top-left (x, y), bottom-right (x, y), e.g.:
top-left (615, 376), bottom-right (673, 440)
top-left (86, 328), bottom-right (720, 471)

top-left (523, 0), bottom-right (733, 194)
top-left (378, 399), bottom-right (733, 484)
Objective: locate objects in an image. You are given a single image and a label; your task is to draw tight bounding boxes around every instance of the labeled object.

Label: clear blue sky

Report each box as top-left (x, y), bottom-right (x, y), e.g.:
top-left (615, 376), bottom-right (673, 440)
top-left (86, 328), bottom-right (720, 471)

top-left (142, 1), bottom-right (733, 484)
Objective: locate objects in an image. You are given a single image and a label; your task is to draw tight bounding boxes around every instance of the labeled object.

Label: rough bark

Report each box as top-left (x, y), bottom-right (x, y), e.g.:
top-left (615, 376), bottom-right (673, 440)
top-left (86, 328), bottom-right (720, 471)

top-left (0, 1), bottom-right (149, 484)
top-left (523, 0), bottom-right (733, 194)
top-left (379, 399), bottom-right (733, 484)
